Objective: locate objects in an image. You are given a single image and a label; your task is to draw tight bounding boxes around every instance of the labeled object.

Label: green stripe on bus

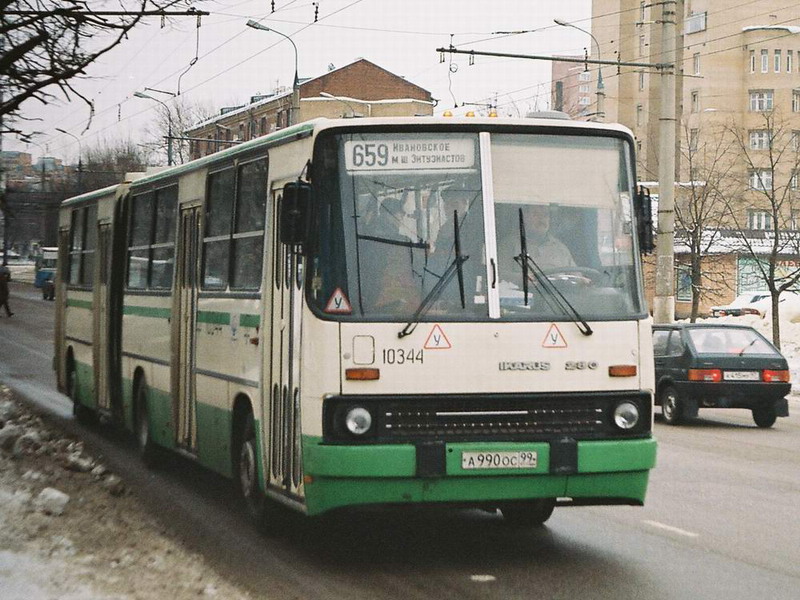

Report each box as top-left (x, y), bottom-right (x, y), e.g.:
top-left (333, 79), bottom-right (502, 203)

top-left (239, 314), bottom-right (260, 328)
top-left (67, 299), bottom-right (93, 310)
top-left (197, 311), bottom-right (230, 325)
top-left (123, 305), bottom-right (172, 319)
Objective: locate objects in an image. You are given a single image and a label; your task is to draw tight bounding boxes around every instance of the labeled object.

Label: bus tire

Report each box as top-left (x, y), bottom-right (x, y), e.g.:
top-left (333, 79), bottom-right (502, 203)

top-left (134, 378), bottom-right (162, 467)
top-left (752, 405), bottom-right (777, 428)
top-left (660, 385), bottom-right (684, 425)
top-left (68, 359), bottom-right (95, 426)
top-left (500, 499), bottom-right (556, 527)
top-left (234, 411), bottom-right (269, 526)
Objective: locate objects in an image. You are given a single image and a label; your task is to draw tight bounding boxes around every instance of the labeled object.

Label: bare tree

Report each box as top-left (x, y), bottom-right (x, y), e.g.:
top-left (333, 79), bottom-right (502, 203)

top-left (0, 0), bottom-right (204, 137)
top-left (144, 96), bottom-right (217, 165)
top-left (722, 110), bottom-right (800, 348)
top-left (675, 120), bottom-right (737, 321)
top-left (80, 137), bottom-right (151, 191)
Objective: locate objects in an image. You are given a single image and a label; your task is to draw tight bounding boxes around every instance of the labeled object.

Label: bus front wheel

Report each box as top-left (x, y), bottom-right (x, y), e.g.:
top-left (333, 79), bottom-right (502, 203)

top-left (500, 499), bottom-right (556, 527)
top-left (235, 412), bottom-right (269, 525)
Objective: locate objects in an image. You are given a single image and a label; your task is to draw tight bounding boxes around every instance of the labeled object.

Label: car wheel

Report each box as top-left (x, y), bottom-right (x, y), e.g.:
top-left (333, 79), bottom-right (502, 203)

top-left (752, 405), bottom-right (777, 428)
top-left (660, 386), bottom-right (684, 425)
top-left (135, 379), bottom-right (162, 467)
top-left (499, 499), bottom-right (556, 527)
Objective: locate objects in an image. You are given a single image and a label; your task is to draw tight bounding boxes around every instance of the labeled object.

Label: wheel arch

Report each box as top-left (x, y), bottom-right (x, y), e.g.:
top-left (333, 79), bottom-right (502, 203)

top-left (231, 393), bottom-right (256, 471)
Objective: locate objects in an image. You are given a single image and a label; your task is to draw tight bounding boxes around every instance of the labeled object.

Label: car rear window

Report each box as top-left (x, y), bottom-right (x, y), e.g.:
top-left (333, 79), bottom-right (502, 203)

top-left (687, 328), bottom-right (778, 355)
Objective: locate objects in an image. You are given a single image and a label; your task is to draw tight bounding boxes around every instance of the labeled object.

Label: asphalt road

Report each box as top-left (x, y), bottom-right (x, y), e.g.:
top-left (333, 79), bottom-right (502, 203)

top-left (2, 281), bottom-right (799, 600)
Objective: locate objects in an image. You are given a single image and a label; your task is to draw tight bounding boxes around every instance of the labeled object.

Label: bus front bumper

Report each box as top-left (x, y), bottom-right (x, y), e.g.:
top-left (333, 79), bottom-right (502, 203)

top-left (301, 436), bottom-right (657, 516)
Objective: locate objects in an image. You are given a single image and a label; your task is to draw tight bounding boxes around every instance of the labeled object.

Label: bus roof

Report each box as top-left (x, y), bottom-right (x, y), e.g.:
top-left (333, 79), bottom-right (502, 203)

top-left (63, 116), bottom-right (635, 197)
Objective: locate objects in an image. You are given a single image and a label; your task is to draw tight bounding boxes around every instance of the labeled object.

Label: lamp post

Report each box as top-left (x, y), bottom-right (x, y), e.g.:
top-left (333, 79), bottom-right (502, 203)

top-left (246, 20), bottom-right (300, 126)
top-left (320, 92), bottom-right (372, 117)
top-left (134, 91), bottom-right (174, 165)
top-left (56, 128), bottom-right (82, 193)
top-left (554, 19), bottom-right (605, 121)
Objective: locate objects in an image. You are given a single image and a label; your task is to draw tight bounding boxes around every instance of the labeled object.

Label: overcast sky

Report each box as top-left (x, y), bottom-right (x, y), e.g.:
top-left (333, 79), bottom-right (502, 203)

top-left (9, 0), bottom-right (594, 162)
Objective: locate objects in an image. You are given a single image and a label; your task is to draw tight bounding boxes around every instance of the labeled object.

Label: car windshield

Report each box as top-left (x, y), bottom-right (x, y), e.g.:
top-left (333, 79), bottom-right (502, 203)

top-left (688, 328), bottom-right (778, 355)
top-left (309, 130), bottom-right (643, 322)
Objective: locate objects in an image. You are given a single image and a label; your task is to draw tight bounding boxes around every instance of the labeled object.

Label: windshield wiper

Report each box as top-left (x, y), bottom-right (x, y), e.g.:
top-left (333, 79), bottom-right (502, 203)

top-left (398, 212), bottom-right (468, 339)
top-left (514, 208), bottom-right (592, 336)
top-left (738, 338), bottom-right (758, 356)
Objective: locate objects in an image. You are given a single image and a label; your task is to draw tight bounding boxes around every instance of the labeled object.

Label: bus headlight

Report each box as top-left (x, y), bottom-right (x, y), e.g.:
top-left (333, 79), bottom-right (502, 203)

top-left (613, 401), bottom-right (640, 430)
top-left (345, 406), bottom-right (373, 435)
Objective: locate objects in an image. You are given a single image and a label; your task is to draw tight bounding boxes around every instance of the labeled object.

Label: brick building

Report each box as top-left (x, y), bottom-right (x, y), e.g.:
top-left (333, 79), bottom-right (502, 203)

top-left (186, 59), bottom-right (434, 160)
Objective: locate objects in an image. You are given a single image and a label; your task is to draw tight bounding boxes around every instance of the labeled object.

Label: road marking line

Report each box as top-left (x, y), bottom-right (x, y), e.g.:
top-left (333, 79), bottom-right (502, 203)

top-left (470, 575), bottom-right (496, 582)
top-left (643, 520), bottom-right (700, 538)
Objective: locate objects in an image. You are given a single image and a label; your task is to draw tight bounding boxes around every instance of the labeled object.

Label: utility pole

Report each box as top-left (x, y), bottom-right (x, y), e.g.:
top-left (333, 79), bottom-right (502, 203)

top-left (653, 1), bottom-right (678, 324)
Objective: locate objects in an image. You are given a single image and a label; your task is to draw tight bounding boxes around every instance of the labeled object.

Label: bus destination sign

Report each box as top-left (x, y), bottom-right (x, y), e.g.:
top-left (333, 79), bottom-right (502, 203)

top-left (344, 139), bottom-right (475, 171)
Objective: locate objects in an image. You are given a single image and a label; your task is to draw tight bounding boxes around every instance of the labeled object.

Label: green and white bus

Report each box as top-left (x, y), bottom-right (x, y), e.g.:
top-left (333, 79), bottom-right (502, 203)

top-left (55, 116), bottom-right (657, 527)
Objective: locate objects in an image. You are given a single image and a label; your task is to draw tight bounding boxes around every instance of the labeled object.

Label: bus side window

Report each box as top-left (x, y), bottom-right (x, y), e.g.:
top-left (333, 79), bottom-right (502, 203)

top-left (151, 186), bottom-right (177, 289)
top-left (203, 169), bottom-right (235, 289)
top-left (128, 192), bottom-right (153, 289)
top-left (231, 158), bottom-right (268, 290)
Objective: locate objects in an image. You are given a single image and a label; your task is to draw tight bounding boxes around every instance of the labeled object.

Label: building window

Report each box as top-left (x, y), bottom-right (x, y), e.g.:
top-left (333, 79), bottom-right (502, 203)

top-left (749, 90), bottom-right (774, 111)
top-left (259, 117), bottom-right (267, 135)
top-left (775, 50), bottom-right (782, 73)
top-left (579, 84), bottom-right (590, 93)
top-left (788, 50), bottom-right (793, 73)
top-left (761, 49), bottom-right (769, 73)
top-left (690, 91), bottom-right (700, 112)
top-left (749, 130), bottom-right (771, 150)
top-left (689, 128), bottom-right (699, 151)
top-left (793, 131), bottom-right (800, 151)
top-left (792, 172), bottom-right (799, 190)
top-left (578, 71), bottom-right (591, 81)
top-left (748, 210), bottom-right (772, 230)
top-left (579, 96), bottom-right (591, 105)
top-left (749, 170), bottom-right (773, 192)
top-left (640, 1), bottom-right (646, 21)
top-left (750, 50), bottom-right (756, 73)
top-left (636, 104), bottom-right (643, 126)
top-left (693, 53), bottom-right (701, 75)
top-left (639, 71), bottom-right (645, 91)
top-left (676, 265), bottom-right (692, 302)
top-left (639, 35), bottom-right (646, 58)
top-left (685, 12), bottom-right (707, 34)
top-left (792, 209), bottom-right (800, 230)
top-left (793, 90), bottom-right (800, 112)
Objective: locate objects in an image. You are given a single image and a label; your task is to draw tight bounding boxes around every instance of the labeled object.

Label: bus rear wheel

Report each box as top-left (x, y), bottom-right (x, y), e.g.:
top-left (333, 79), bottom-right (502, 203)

top-left (235, 412), bottom-right (269, 525)
top-left (134, 379), bottom-right (161, 467)
top-left (68, 361), bottom-right (95, 426)
top-left (500, 499), bottom-right (556, 527)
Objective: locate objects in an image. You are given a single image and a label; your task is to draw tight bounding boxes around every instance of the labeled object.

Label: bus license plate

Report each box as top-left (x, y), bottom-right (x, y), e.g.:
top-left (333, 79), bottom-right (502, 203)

top-left (461, 451), bottom-right (537, 470)
top-left (724, 371), bottom-right (759, 381)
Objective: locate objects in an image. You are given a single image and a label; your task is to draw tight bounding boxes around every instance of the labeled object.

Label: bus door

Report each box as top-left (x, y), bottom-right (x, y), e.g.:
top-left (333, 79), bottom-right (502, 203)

top-left (173, 205), bottom-right (201, 453)
top-left (54, 228), bottom-right (70, 392)
top-left (93, 223), bottom-right (113, 415)
top-left (266, 188), bottom-right (304, 499)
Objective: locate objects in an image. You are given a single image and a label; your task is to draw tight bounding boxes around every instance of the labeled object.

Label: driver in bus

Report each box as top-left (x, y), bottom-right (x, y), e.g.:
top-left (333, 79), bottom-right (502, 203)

top-left (521, 203), bottom-right (576, 270)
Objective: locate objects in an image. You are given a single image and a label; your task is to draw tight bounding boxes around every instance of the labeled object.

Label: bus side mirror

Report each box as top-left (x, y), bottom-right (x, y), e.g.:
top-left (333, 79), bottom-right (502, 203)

top-left (635, 185), bottom-right (655, 254)
top-left (280, 180), bottom-right (312, 246)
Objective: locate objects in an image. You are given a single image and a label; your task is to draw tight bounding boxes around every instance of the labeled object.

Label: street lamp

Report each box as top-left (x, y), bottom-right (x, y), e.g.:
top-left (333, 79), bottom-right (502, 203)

top-left (246, 20), bottom-right (300, 126)
top-left (554, 18), bottom-right (605, 121)
top-left (134, 91), bottom-right (174, 165)
top-left (320, 92), bottom-right (372, 117)
top-left (56, 128), bottom-right (82, 192)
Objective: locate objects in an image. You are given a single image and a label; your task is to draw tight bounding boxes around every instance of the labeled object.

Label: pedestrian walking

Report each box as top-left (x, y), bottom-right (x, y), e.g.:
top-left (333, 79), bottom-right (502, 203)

top-left (0, 264), bottom-right (13, 317)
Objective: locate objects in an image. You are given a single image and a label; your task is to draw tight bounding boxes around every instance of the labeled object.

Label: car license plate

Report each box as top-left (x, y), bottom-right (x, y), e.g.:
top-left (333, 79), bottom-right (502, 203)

top-left (461, 451), bottom-right (538, 470)
top-left (724, 371), bottom-right (760, 381)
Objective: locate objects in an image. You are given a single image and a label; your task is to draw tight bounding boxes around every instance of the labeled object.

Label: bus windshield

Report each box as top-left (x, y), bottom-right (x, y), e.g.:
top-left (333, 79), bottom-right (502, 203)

top-left (310, 130), bottom-right (643, 321)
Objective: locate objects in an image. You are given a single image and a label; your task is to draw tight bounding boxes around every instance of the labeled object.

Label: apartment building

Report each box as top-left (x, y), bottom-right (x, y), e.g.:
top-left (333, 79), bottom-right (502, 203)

top-left (592, 1), bottom-right (800, 316)
top-left (186, 59), bottom-right (434, 160)
top-left (550, 56), bottom-right (596, 118)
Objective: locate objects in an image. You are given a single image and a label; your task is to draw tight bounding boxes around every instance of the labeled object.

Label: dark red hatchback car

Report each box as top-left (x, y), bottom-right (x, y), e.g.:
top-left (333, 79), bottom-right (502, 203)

top-left (652, 323), bottom-right (791, 427)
